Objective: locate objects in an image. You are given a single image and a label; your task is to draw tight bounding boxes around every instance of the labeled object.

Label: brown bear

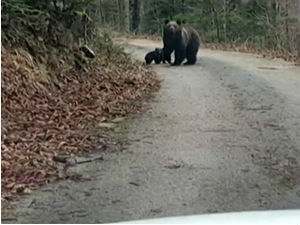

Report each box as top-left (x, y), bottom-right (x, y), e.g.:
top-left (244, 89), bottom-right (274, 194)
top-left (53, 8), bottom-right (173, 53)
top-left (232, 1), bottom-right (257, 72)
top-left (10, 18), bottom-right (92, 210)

top-left (163, 20), bottom-right (200, 65)
top-left (144, 48), bottom-right (165, 64)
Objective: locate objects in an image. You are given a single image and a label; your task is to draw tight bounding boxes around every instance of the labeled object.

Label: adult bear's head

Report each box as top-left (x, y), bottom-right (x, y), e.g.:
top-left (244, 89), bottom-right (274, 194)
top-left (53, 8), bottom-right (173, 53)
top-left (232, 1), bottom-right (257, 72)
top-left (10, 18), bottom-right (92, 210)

top-left (164, 20), bottom-right (182, 37)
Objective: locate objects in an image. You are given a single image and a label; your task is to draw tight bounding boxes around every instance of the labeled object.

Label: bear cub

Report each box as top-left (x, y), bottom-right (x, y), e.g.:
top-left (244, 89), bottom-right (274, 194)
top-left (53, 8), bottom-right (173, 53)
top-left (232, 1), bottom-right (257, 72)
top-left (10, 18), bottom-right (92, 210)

top-left (145, 48), bottom-right (165, 64)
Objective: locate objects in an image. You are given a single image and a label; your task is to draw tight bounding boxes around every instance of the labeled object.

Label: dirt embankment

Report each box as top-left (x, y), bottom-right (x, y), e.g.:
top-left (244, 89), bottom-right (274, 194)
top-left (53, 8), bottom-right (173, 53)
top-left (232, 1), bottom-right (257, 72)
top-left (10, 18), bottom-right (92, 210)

top-left (1, 44), bottom-right (160, 203)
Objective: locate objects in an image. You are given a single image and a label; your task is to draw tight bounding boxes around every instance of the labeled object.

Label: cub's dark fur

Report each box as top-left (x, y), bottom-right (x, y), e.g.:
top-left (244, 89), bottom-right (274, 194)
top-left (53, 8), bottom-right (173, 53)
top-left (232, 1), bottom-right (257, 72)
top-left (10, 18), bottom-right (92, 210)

top-left (145, 48), bottom-right (164, 64)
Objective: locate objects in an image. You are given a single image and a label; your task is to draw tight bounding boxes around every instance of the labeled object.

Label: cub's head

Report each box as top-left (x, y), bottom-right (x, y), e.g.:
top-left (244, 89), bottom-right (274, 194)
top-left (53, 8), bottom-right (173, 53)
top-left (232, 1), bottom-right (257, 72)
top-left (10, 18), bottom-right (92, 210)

top-left (155, 48), bottom-right (163, 55)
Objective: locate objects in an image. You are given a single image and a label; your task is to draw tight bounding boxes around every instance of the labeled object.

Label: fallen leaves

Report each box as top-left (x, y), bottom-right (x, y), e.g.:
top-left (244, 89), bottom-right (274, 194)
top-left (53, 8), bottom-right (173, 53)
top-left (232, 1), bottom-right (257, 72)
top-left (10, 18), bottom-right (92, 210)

top-left (1, 47), bottom-right (160, 202)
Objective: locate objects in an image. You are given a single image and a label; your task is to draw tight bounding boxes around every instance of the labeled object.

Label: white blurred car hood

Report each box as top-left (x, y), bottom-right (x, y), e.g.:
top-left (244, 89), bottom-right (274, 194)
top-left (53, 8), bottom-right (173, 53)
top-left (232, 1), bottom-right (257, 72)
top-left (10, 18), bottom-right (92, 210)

top-left (119, 210), bottom-right (300, 224)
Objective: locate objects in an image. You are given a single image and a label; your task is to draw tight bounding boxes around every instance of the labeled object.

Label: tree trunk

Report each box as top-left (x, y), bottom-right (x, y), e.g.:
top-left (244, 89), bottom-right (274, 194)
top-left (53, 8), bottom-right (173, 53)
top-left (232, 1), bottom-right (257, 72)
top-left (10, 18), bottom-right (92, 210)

top-left (117, 0), bottom-right (125, 31)
top-left (284, 0), bottom-right (290, 51)
top-left (99, 0), bottom-right (105, 25)
top-left (131, 0), bottom-right (141, 33)
top-left (223, 0), bottom-right (227, 42)
top-left (298, 0), bottom-right (300, 56)
top-left (169, 0), bottom-right (175, 19)
top-left (212, 6), bottom-right (220, 42)
top-left (124, 0), bottom-right (130, 32)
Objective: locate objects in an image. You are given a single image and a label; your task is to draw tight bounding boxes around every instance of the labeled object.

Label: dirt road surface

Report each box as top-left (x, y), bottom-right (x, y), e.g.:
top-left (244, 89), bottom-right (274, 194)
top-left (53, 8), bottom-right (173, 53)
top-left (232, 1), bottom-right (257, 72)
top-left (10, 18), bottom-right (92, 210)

top-left (3, 39), bottom-right (300, 223)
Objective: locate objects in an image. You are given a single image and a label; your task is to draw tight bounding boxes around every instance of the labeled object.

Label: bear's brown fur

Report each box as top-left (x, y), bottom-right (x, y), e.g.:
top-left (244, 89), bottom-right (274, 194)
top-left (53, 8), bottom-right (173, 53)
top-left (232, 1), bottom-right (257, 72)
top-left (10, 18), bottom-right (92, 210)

top-left (163, 20), bottom-right (200, 65)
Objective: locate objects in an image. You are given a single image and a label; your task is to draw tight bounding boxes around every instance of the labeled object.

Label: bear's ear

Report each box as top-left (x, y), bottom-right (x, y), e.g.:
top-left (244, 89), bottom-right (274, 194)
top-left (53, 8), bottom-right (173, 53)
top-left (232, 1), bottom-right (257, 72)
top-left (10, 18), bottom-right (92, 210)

top-left (176, 20), bottom-right (182, 25)
top-left (164, 19), bottom-right (170, 24)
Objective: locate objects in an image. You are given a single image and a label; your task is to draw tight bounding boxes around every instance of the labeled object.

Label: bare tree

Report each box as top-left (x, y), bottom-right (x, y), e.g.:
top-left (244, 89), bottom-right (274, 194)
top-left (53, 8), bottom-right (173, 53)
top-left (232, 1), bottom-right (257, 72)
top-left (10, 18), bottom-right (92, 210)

top-left (131, 0), bottom-right (141, 33)
top-left (124, 0), bottom-right (130, 32)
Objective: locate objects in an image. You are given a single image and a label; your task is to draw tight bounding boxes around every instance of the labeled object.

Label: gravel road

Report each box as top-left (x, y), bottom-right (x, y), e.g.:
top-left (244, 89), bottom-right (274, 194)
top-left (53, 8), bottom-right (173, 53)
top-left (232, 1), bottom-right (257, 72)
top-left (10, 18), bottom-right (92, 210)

top-left (3, 39), bottom-right (300, 224)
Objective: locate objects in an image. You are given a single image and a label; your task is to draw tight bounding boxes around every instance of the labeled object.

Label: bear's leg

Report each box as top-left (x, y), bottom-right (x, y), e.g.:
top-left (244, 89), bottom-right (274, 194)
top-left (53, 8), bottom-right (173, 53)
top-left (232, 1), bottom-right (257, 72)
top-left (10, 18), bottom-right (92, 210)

top-left (173, 48), bottom-right (186, 66)
top-left (154, 54), bottom-right (162, 64)
top-left (184, 55), bottom-right (196, 65)
top-left (163, 48), bottom-right (172, 64)
top-left (184, 42), bottom-right (199, 65)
